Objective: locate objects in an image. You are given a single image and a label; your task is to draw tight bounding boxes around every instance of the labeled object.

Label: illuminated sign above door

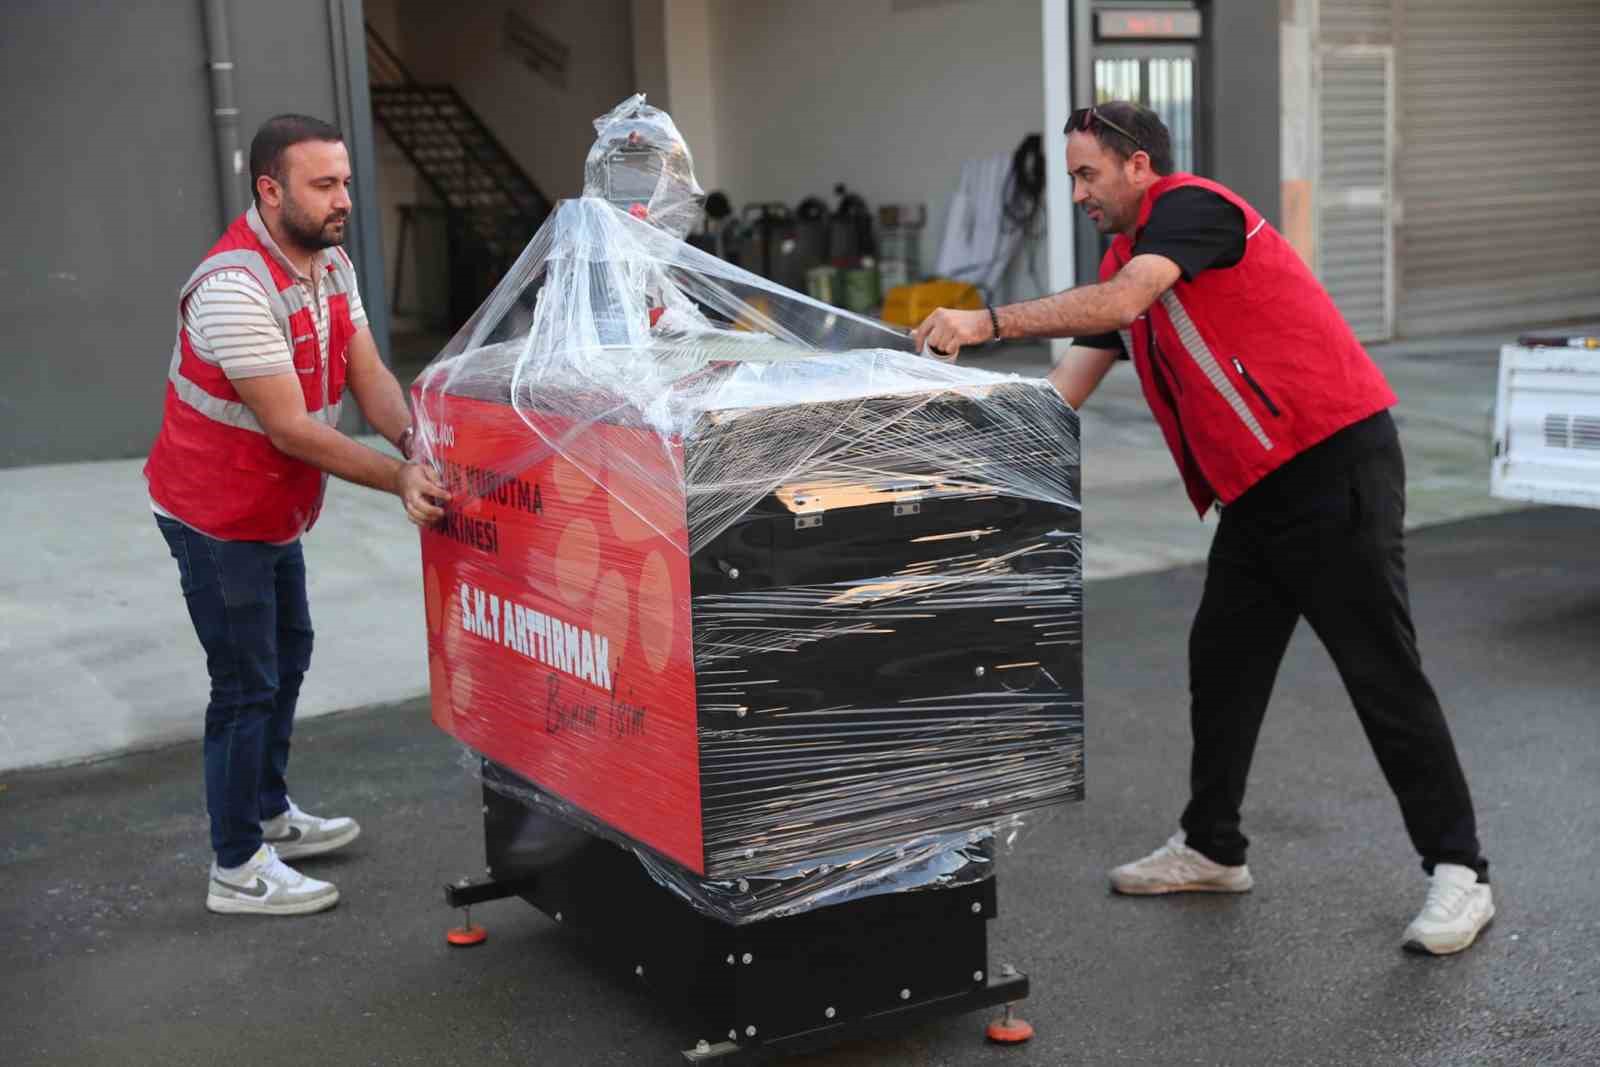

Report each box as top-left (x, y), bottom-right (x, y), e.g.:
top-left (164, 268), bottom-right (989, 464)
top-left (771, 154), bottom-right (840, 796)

top-left (1097, 9), bottom-right (1203, 40)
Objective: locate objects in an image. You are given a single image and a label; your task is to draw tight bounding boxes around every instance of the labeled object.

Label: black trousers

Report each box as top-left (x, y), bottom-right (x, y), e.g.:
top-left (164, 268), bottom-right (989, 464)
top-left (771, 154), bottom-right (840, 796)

top-left (1179, 415), bottom-right (1487, 880)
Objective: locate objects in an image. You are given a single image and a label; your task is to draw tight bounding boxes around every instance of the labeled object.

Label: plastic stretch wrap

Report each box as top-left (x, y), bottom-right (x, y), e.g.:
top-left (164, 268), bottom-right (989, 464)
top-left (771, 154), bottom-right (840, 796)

top-left (415, 96), bottom-right (1083, 924)
top-left (477, 754), bottom-right (1008, 924)
top-left (581, 94), bottom-right (704, 242)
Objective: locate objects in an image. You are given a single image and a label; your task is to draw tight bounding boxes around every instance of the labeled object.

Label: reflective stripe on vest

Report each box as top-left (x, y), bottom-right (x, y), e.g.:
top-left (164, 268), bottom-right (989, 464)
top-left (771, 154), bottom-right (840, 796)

top-left (321, 252), bottom-right (357, 297)
top-left (1158, 290), bottom-right (1274, 451)
top-left (166, 343), bottom-right (266, 433)
top-left (165, 245), bottom-right (347, 430)
top-left (164, 250), bottom-right (290, 433)
top-left (180, 250), bottom-right (295, 326)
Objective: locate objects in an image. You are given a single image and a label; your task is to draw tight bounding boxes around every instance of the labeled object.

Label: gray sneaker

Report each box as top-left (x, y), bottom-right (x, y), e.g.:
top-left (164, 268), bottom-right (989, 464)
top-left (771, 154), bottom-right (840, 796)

top-left (206, 845), bottom-right (339, 916)
top-left (261, 798), bottom-right (361, 860)
top-left (1110, 832), bottom-right (1254, 895)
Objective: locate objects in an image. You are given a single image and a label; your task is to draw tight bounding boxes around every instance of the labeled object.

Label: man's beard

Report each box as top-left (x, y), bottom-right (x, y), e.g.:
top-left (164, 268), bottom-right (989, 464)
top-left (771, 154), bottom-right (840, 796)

top-left (1084, 201), bottom-right (1121, 234)
top-left (280, 194), bottom-right (347, 250)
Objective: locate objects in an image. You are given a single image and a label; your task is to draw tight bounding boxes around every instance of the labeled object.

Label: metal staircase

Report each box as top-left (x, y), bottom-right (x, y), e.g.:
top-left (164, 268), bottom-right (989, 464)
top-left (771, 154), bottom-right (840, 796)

top-left (365, 23), bottom-right (552, 325)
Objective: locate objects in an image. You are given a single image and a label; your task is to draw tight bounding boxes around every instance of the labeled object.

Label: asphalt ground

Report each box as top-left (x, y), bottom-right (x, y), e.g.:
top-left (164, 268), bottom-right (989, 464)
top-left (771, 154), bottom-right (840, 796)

top-left (4, 506), bottom-right (1598, 1066)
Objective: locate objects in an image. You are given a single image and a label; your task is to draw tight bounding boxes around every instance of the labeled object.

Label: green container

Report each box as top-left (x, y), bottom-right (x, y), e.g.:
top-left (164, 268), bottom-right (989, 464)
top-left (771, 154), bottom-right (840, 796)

top-left (805, 265), bottom-right (839, 306)
top-left (840, 262), bottom-right (881, 314)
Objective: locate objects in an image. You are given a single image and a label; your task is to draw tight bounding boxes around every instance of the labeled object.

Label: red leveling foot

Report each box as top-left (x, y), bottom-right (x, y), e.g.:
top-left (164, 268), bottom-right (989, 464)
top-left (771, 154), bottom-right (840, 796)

top-left (447, 923), bottom-right (487, 946)
top-left (447, 905), bottom-right (488, 946)
top-left (985, 1003), bottom-right (1035, 1044)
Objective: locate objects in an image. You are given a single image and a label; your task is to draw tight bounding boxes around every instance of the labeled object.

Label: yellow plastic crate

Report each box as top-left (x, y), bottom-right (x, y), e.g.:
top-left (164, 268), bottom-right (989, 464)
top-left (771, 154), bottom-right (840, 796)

top-left (880, 279), bottom-right (984, 329)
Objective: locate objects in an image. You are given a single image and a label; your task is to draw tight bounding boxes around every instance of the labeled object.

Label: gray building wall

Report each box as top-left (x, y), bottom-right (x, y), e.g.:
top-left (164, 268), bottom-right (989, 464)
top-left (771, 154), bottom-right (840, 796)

top-left (2, 1), bottom-right (220, 468)
top-left (1, 0), bottom-right (380, 468)
top-left (1204, 0), bottom-right (1280, 225)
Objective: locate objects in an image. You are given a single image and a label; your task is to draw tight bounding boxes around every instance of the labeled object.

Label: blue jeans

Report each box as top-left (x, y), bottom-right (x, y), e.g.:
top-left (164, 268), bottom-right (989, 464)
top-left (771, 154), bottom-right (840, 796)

top-left (157, 516), bottom-right (313, 867)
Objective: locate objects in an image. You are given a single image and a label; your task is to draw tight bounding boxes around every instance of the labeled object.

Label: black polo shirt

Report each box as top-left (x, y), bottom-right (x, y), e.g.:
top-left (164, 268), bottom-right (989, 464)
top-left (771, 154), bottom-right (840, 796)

top-left (1074, 187), bottom-right (1246, 357)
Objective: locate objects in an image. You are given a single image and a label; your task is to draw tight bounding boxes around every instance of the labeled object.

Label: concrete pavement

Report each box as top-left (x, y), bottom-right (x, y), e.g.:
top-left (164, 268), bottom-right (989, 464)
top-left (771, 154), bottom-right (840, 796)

top-left (5, 505), bottom-right (1598, 1066)
top-left (0, 329), bottom-right (1528, 771)
top-left (0, 437), bottom-right (428, 771)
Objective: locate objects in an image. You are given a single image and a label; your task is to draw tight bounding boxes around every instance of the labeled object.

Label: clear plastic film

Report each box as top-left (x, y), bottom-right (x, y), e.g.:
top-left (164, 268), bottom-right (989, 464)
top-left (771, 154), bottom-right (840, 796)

top-left (414, 96), bottom-right (1083, 925)
top-left (475, 753), bottom-right (1011, 924)
top-left (581, 93), bottom-right (705, 241)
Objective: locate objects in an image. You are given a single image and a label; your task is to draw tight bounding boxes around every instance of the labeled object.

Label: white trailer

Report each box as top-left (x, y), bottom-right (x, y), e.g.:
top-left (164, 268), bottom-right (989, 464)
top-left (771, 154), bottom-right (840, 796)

top-left (1492, 333), bottom-right (1600, 509)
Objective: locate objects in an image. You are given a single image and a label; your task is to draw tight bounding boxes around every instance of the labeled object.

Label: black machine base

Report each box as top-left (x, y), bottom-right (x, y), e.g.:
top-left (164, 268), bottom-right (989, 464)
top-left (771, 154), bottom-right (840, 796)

top-left (466, 761), bottom-right (1031, 1060)
top-left (678, 970), bottom-right (1028, 1061)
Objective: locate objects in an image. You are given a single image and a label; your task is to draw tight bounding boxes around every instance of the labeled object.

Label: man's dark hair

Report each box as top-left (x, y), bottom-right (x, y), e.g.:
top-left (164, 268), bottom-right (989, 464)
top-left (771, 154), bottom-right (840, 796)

top-left (249, 114), bottom-right (344, 203)
top-left (1083, 101), bottom-right (1175, 176)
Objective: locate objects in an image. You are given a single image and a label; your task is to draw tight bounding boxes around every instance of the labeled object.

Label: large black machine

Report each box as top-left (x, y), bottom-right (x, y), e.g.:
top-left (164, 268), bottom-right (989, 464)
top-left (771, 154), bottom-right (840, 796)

top-left (421, 95), bottom-right (1082, 1061)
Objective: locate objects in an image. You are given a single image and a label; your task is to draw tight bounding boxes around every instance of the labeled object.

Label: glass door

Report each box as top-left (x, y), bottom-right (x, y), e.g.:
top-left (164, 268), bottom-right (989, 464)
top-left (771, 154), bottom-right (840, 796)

top-left (1071, 2), bottom-right (1207, 287)
top-left (1093, 44), bottom-right (1199, 173)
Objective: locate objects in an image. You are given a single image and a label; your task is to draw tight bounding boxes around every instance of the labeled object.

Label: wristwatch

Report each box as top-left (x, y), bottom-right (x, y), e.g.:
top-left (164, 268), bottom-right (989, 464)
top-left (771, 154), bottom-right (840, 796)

top-left (397, 425), bottom-right (415, 460)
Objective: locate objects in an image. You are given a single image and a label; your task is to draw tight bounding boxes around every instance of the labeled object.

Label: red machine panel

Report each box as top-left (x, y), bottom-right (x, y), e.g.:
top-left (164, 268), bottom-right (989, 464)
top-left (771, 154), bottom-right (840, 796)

top-left (416, 392), bottom-right (704, 873)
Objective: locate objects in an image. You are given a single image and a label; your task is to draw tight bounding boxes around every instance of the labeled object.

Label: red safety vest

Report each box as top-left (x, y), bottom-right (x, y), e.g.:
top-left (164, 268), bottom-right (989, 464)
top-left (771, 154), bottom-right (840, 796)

top-left (1101, 174), bottom-right (1397, 515)
top-left (145, 209), bottom-right (357, 542)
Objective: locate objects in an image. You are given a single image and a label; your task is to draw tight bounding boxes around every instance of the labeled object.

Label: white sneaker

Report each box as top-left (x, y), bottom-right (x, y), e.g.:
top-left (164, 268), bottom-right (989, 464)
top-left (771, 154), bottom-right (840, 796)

top-left (261, 798), bottom-right (360, 860)
top-left (1402, 863), bottom-right (1494, 955)
top-left (1110, 832), bottom-right (1254, 895)
top-left (206, 845), bottom-right (340, 916)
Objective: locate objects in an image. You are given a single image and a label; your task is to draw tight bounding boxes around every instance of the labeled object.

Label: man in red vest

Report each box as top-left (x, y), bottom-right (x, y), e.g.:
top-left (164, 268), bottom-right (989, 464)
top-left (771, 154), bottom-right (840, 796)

top-left (146, 115), bottom-right (447, 916)
top-left (914, 102), bottom-right (1492, 955)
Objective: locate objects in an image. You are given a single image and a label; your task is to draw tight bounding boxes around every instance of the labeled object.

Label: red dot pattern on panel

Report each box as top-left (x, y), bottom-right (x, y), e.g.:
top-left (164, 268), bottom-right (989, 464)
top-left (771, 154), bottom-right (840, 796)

top-left (554, 518), bottom-right (601, 606)
top-left (429, 436), bottom-right (685, 740)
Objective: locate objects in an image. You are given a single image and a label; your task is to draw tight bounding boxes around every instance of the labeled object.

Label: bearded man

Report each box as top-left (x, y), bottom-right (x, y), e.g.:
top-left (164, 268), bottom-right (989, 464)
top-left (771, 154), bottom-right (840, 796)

top-left (146, 114), bottom-right (447, 915)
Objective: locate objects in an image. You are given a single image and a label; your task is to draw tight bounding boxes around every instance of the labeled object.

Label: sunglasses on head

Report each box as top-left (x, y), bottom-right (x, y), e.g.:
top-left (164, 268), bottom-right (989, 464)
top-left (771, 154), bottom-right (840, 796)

top-left (1064, 107), bottom-right (1148, 156)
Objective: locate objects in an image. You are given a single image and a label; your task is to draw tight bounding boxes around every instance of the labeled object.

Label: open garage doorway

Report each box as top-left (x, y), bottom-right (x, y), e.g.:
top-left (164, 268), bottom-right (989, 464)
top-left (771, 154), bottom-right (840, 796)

top-left (360, 0), bottom-right (637, 385)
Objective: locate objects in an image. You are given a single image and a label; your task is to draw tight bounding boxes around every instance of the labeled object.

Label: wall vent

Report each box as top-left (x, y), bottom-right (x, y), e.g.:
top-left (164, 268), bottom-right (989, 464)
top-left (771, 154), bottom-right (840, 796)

top-left (1542, 414), bottom-right (1600, 450)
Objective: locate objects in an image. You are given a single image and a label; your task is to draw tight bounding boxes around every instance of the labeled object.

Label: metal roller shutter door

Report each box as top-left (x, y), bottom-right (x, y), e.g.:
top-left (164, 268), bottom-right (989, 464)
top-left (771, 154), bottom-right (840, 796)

top-left (1318, 50), bottom-right (1392, 340)
top-left (1397, 0), bottom-right (1600, 335)
top-left (1317, 1), bottom-right (1394, 340)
